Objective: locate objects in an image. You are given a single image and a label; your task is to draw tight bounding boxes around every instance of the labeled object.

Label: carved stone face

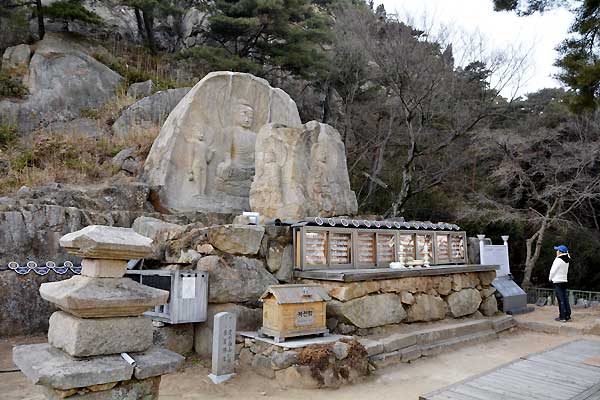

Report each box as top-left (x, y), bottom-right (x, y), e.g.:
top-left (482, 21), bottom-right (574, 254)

top-left (236, 104), bottom-right (254, 129)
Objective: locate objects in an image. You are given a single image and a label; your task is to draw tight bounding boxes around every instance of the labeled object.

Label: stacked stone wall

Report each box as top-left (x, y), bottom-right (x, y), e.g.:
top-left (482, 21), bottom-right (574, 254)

top-left (302, 271), bottom-right (498, 334)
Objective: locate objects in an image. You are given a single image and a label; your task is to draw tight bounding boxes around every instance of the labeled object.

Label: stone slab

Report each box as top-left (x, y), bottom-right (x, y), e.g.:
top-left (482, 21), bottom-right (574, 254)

top-left (60, 225), bottom-right (153, 260)
top-left (133, 347), bottom-right (185, 380)
top-left (239, 331), bottom-right (350, 349)
top-left (13, 343), bottom-right (134, 390)
top-left (40, 276), bottom-right (169, 318)
top-left (357, 338), bottom-right (384, 357)
top-left (81, 259), bottom-right (127, 278)
top-left (380, 333), bottom-right (417, 353)
top-left (295, 264), bottom-right (499, 282)
top-left (40, 377), bottom-right (160, 400)
top-left (415, 319), bottom-right (493, 345)
top-left (492, 315), bottom-right (516, 332)
top-left (48, 312), bottom-right (153, 357)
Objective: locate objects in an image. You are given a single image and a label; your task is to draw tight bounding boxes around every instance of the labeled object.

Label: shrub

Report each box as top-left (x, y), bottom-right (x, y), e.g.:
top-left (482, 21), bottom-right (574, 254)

top-left (0, 124), bottom-right (18, 148)
top-left (0, 73), bottom-right (28, 99)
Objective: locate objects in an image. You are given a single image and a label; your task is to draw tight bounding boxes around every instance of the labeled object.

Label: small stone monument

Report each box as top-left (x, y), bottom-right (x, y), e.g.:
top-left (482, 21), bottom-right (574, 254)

top-left (208, 312), bottom-right (236, 384)
top-left (13, 225), bottom-right (184, 399)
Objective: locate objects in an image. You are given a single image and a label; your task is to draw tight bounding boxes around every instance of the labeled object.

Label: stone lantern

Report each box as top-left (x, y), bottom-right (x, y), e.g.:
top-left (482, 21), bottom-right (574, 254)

top-left (13, 225), bottom-right (184, 399)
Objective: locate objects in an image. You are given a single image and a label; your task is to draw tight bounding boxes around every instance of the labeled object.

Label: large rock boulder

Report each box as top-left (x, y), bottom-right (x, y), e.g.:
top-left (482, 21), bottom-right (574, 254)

top-left (196, 255), bottom-right (278, 303)
top-left (131, 216), bottom-right (184, 260)
top-left (142, 71), bottom-right (302, 213)
top-left (0, 34), bottom-right (122, 132)
top-left (127, 80), bottom-right (155, 99)
top-left (112, 87), bottom-right (191, 138)
top-left (250, 121), bottom-right (357, 219)
top-left (406, 293), bottom-right (446, 322)
top-left (479, 294), bottom-right (498, 316)
top-left (1, 43), bottom-right (31, 77)
top-left (446, 288), bottom-right (482, 317)
top-left (207, 224), bottom-right (264, 255)
top-left (328, 294), bottom-right (406, 328)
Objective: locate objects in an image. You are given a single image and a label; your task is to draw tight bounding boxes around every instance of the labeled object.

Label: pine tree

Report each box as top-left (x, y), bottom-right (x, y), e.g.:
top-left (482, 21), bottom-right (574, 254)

top-left (0, 0), bottom-right (45, 39)
top-left (42, 0), bottom-right (102, 31)
top-left (180, 0), bottom-right (331, 80)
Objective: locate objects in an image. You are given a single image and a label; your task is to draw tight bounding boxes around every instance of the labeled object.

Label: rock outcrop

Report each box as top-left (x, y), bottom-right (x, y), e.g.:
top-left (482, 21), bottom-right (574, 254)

top-left (196, 255), bottom-right (278, 303)
top-left (0, 34), bottom-right (122, 132)
top-left (143, 71), bottom-right (302, 213)
top-left (112, 87), bottom-right (191, 138)
top-left (250, 121), bottom-right (357, 219)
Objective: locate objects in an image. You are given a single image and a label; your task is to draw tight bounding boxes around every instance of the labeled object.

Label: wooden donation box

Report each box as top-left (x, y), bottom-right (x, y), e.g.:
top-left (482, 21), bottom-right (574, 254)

top-left (259, 284), bottom-right (331, 342)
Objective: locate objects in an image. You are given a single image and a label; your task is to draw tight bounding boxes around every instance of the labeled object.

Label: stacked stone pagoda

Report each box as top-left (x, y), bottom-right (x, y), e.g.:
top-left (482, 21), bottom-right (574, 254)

top-left (13, 225), bottom-right (184, 399)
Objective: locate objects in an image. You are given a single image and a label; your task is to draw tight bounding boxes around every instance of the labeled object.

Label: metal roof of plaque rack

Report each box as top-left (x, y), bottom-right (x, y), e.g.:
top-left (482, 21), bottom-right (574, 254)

top-left (259, 284), bottom-right (331, 304)
top-left (291, 217), bottom-right (461, 231)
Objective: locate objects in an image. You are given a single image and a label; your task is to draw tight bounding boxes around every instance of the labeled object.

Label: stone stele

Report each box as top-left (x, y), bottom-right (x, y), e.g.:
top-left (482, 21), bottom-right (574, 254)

top-left (143, 71), bottom-right (302, 213)
top-left (250, 121), bottom-right (358, 219)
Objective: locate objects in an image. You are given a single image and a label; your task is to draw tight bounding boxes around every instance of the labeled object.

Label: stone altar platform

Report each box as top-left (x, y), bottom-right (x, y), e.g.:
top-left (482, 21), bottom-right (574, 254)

top-left (295, 264), bottom-right (498, 282)
top-left (299, 267), bottom-right (500, 331)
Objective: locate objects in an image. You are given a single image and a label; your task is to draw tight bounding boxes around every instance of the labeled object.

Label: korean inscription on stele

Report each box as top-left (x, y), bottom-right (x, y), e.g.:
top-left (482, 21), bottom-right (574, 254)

top-left (211, 312), bottom-right (237, 376)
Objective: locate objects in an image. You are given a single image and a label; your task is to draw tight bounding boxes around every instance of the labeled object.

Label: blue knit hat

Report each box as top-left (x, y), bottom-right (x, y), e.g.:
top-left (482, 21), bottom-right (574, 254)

top-left (554, 245), bottom-right (569, 253)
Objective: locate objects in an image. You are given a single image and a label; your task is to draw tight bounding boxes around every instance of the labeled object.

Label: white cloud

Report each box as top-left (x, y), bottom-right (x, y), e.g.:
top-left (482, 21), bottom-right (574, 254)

top-left (379, 0), bottom-right (574, 97)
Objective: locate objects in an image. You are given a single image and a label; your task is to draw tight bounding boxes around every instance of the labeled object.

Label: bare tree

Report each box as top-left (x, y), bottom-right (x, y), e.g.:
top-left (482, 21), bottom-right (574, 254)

top-left (330, 6), bottom-right (527, 216)
top-left (472, 114), bottom-right (600, 287)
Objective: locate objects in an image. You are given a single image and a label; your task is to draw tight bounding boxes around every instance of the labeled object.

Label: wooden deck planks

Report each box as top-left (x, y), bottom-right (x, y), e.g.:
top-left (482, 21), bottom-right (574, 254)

top-left (421, 339), bottom-right (600, 400)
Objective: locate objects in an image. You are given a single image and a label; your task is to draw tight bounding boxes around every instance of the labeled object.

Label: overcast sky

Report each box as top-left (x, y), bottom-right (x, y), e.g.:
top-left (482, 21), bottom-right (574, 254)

top-left (379, 0), bottom-right (574, 98)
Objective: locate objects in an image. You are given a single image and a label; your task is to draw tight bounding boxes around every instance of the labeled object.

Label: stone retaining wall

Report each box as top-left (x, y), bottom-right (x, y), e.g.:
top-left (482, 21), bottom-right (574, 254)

top-left (302, 271), bottom-right (498, 334)
top-left (237, 337), bottom-right (369, 388)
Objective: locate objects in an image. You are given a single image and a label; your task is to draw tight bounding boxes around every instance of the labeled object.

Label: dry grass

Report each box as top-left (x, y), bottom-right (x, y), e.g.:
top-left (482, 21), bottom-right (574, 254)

top-left (0, 125), bottom-right (159, 196)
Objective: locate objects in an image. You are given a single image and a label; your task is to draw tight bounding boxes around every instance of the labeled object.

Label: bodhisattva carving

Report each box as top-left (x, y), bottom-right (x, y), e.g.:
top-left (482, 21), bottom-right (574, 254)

top-left (250, 121), bottom-right (358, 220)
top-left (186, 131), bottom-right (215, 196)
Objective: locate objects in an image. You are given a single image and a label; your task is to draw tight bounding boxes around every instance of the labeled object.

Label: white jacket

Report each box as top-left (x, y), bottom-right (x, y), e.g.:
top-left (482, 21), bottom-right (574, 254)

top-left (549, 256), bottom-right (569, 283)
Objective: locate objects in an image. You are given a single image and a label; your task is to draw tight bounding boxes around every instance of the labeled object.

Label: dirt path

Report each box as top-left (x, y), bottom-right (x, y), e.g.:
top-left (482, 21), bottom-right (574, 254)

top-left (3, 330), bottom-right (579, 400)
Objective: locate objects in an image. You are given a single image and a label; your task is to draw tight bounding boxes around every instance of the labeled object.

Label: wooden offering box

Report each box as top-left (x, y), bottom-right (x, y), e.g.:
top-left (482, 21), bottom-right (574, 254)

top-left (259, 284), bottom-right (331, 343)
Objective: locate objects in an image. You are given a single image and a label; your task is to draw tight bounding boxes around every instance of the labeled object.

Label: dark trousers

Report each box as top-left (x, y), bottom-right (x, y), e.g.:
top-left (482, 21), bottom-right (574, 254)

top-left (554, 282), bottom-right (571, 320)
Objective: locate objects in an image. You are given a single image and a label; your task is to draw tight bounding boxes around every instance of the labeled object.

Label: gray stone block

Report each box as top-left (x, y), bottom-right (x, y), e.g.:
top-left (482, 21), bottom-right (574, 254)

top-left (492, 315), bottom-right (516, 332)
top-left (13, 343), bottom-right (134, 390)
top-left (48, 312), bottom-right (153, 357)
top-left (133, 348), bottom-right (185, 380)
top-left (252, 354), bottom-right (275, 378)
top-left (420, 330), bottom-right (497, 357)
top-left (380, 333), bottom-right (417, 353)
top-left (357, 338), bottom-right (384, 356)
top-left (270, 351), bottom-right (299, 370)
top-left (152, 323), bottom-right (194, 355)
top-left (415, 319), bottom-right (492, 345)
top-left (400, 345), bottom-right (422, 362)
top-left (332, 342), bottom-right (349, 360)
top-left (369, 350), bottom-right (402, 369)
top-left (41, 376), bottom-right (161, 400)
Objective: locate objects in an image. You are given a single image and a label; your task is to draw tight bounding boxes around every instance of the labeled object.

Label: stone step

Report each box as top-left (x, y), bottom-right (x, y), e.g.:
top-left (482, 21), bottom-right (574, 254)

top-left (419, 329), bottom-right (498, 357)
top-left (415, 319), bottom-right (494, 345)
top-left (368, 316), bottom-right (515, 369)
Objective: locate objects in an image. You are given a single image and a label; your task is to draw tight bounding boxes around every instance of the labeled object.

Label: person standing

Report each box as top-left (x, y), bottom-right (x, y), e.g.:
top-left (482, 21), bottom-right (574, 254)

top-left (549, 245), bottom-right (571, 322)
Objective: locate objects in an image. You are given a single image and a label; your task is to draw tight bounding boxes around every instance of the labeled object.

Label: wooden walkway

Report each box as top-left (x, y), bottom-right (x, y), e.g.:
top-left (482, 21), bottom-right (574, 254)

top-left (421, 340), bottom-right (600, 400)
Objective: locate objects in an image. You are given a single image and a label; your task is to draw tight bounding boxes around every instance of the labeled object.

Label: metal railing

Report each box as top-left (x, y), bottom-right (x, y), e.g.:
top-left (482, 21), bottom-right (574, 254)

top-left (1, 261), bottom-right (81, 275)
top-left (527, 287), bottom-right (600, 306)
